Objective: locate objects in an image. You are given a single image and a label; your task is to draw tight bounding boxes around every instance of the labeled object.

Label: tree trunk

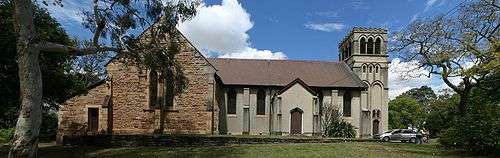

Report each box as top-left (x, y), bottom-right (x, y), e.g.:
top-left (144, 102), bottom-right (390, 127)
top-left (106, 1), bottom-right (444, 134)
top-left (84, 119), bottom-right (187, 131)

top-left (457, 89), bottom-right (470, 115)
top-left (9, 0), bottom-right (43, 158)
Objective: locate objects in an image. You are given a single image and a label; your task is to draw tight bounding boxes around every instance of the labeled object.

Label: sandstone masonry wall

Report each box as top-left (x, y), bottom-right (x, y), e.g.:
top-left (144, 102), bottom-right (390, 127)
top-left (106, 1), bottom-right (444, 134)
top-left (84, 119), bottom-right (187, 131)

top-left (58, 31), bottom-right (218, 142)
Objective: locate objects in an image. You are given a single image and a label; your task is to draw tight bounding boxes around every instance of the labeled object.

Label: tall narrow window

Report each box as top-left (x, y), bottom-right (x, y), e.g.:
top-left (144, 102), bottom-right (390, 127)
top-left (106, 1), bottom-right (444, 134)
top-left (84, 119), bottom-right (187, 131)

top-left (343, 92), bottom-right (352, 117)
top-left (360, 37), bottom-right (366, 54)
top-left (257, 89), bottom-right (265, 115)
top-left (348, 41), bottom-right (352, 56)
top-left (375, 66), bottom-right (379, 73)
top-left (375, 38), bottom-right (381, 54)
top-left (148, 70), bottom-right (158, 107)
top-left (228, 88), bottom-right (237, 114)
top-left (363, 65), bottom-right (366, 73)
top-left (367, 38), bottom-right (374, 54)
top-left (369, 65), bottom-right (373, 73)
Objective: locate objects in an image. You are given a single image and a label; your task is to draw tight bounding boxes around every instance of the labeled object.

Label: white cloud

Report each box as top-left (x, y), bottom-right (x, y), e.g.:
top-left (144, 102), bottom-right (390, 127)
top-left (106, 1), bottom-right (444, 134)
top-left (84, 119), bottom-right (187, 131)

top-left (178, 0), bottom-right (286, 60)
top-left (388, 58), bottom-right (475, 99)
top-left (219, 48), bottom-right (287, 59)
top-left (410, 0), bottom-right (446, 22)
top-left (410, 12), bottom-right (420, 22)
top-left (424, 0), bottom-right (446, 12)
top-left (347, 0), bottom-right (370, 10)
top-left (388, 58), bottom-right (433, 99)
top-left (39, 0), bottom-right (89, 24)
top-left (314, 11), bottom-right (338, 18)
top-left (426, 0), bottom-right (439, 7)
top-left (304, 22), bottom-right (346, 32)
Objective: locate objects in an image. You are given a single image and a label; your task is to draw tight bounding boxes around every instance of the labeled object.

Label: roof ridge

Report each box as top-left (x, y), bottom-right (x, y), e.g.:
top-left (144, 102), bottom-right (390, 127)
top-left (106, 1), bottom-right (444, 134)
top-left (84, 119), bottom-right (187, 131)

top-left (208, 57), bottom-right (342, 63)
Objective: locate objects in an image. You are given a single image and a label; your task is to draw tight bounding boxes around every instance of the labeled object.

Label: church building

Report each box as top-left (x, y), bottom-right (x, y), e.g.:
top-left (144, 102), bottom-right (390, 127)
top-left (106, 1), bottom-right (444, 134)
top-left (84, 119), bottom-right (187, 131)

top-left (57, 27), bottom-right (389, 142)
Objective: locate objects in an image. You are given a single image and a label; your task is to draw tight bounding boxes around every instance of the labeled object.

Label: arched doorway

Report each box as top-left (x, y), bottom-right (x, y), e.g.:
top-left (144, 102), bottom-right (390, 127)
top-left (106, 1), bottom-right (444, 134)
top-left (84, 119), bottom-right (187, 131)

top-left (290, 108), bottom-right (303, 135)
top-left (373, 120), bottom-right (380, 135)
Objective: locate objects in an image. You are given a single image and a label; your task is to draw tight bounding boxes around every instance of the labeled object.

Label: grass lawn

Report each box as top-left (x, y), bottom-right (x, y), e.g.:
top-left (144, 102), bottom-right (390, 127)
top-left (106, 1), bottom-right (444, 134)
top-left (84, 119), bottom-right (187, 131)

top-left (0, 142), bottom-right (478, 158)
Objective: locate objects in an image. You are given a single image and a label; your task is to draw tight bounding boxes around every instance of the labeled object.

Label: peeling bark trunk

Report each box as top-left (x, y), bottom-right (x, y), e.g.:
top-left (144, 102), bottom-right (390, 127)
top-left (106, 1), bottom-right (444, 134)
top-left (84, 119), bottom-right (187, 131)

top-left (9, 0), bottom-right (43, 158)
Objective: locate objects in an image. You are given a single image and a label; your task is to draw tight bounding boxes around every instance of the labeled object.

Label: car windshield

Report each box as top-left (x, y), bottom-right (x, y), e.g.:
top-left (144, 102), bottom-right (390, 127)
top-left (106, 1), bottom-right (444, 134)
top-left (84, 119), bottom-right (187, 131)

top-left (384, 130), bottom-right (393, 133)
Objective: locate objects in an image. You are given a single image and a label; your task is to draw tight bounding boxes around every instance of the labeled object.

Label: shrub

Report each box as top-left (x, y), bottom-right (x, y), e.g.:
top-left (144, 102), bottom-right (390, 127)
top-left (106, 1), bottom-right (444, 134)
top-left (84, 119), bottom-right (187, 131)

top-left (39, 111), bottom-right (58, 142)
top-left (322, 104), bottom-right (356, 138)
top-left (439, 84), bottom-right (500, 155)
top-left (0, 128), bottom-right (15, 144)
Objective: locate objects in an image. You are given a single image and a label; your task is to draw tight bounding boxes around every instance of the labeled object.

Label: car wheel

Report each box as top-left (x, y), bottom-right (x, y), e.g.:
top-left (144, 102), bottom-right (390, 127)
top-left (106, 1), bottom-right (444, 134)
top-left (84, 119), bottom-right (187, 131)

top-left (410, 138), bottom-right (416, 143)
top-left (383, 136), bottom-right (390, 142)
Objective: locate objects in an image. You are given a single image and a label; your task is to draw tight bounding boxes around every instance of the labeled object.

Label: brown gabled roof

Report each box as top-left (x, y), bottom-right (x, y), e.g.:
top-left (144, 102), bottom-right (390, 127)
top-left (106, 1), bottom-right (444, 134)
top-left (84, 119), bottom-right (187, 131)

top-left (276, 78), bottom-right (317, 96)
top-left (208, 58), bottom-right (366, 88)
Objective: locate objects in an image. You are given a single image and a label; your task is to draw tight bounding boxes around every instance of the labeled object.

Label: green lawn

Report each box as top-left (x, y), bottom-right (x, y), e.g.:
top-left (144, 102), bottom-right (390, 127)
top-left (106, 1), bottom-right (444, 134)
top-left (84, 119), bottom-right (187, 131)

top-left (0, 142), bottom-right (477, 158)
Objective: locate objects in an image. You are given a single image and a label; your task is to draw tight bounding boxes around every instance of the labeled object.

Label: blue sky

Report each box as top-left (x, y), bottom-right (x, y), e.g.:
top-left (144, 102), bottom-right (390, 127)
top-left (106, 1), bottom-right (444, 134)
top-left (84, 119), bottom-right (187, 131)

top-left (42, 0), bottom-right (463, 98)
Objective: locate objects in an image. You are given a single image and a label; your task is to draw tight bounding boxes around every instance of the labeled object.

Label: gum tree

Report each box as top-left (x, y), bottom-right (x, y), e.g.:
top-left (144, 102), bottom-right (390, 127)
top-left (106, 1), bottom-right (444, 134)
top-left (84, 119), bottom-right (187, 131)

top-left (392, 0), bottom-right (499, 114)
top-left (9, 0), bottom-right (199, 157)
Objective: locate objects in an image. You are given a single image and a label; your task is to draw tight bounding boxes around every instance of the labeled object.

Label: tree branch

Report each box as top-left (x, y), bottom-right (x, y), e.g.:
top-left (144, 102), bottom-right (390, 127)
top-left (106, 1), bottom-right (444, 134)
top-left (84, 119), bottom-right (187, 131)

top-left (37, 41), bottom-right (125, 56)
top-left (440, 64), bottom-right (462, 94)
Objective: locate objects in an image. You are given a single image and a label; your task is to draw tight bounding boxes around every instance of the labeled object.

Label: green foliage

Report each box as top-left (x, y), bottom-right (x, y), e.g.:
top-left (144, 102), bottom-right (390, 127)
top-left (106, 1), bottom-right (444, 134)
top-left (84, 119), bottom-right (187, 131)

top-left (439, 72), bottom-right (500, 155)
top-left (424, 92), bottom-right (458, 138)
top-left (388, 96), bottom-right (426, 129)
top-left (322, 105), bottom-right (356, 138)
top-left (324, 121), bottom-right (357, 138)
top-left (39, 111), bottom-right (58, 142)
top-left (439, 104), bottom-right (500, 155)
top-left (0, 128), bottom-right (15, 144)
top-left (400, 86), bottom-right (436, 108)
top-left (0, 1), bottom-right (88, 128)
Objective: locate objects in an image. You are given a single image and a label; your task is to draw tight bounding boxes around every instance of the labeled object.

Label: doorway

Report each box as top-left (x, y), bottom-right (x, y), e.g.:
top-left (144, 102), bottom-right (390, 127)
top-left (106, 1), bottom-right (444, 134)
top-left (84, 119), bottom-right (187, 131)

top-left (373, 120), bottom-right (380, 135)
top-left (88, 108), bottom-right (99, 132)
top-left (290, 108), bottom-right (302, 135)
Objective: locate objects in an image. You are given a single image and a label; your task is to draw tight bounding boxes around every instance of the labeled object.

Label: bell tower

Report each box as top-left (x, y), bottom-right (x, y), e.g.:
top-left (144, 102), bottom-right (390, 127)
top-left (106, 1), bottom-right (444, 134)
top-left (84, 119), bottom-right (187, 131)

top-left (338, 27), bottom-right (389, 135)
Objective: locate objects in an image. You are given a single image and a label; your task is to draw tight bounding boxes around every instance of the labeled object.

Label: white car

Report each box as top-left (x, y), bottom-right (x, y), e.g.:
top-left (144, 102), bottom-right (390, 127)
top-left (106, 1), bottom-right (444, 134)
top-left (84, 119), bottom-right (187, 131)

top-left (374, 129), bottom-right (420, 143)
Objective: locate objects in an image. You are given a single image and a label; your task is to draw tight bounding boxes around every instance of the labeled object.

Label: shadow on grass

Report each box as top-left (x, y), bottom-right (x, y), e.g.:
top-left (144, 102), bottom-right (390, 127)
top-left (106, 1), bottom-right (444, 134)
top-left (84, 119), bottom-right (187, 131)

top-left (1, 143), bottom-right (245, 158)
top-left (94, 146), bottom-right (245, 158)
top-left (376, 142), bottom-right (478, 158)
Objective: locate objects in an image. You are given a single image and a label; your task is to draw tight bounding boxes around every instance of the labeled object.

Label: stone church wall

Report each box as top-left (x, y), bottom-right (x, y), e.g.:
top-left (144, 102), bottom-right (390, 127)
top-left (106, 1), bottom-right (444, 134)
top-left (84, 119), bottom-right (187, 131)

top-left (58, 32), bottom-right (217, 143)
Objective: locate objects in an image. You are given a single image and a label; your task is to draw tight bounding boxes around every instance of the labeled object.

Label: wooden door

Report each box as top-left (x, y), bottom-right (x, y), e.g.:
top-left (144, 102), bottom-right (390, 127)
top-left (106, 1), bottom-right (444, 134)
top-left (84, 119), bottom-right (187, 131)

top-left (88, 108), bottom-right (99, 132)
top-left (290, 110), bottom-right (302, 135)
top-left (373, 120), bottom-right (379, 135)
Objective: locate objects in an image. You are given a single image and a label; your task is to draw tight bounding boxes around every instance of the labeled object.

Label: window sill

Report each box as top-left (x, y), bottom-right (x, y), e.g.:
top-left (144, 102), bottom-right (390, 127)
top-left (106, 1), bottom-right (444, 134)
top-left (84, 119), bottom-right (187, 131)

top-left (165, 108), bottom-right (179, 112)
top-left (143, 109), bottom-right (155, 112)
top-left (227, 114), bottom-right (237, 118)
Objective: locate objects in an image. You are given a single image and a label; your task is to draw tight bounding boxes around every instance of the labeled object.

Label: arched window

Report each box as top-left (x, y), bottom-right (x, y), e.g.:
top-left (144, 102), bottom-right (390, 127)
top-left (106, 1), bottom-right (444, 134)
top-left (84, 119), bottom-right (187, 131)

top-left (375, 38), bottom-right (381, 54)
top-left (377, 110), bottom-right (381, 118)
top-left (375, 66), bottom-right (379, 73)
top-left (360, 37), bottom-right (366, 54)
top-left (257, 89), bottom-right (266, 115)
top-left (362, 65), bottom-right (366, 73)
top-left (369, 65), bottom-right (373, 73)
top-left (343, 92), bottom-right (352, 117)
top-left (367, 38), bottom-right (374, 54)
top-left (227, 88), bottom-right (237, 114)
top-left (372, 110), bottom-right (376, 118)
